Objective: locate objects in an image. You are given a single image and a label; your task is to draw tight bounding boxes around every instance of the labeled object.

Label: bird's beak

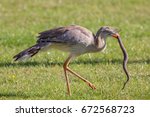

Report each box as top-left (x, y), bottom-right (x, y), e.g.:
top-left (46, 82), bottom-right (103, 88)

top-left (112, 33), bottom-right (120, 39)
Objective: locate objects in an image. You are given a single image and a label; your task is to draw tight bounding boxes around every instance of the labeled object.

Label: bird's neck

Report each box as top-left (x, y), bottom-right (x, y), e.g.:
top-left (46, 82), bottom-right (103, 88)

top-left (95, 36), bottom-right (106, 49)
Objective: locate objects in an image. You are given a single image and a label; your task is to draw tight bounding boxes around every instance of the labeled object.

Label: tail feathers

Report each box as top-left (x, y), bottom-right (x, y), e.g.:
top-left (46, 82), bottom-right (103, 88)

top-left (13, 44), bottom-right (41, 61)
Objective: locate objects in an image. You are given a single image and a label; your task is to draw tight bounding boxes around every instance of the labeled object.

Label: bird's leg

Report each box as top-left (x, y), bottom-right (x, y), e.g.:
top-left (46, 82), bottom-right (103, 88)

top-left (63, 56), bottom-right (72, 96)
top-left (63, 55), bottom-right (96, 95)
top-left (66, 67), bottom-right (96, 90)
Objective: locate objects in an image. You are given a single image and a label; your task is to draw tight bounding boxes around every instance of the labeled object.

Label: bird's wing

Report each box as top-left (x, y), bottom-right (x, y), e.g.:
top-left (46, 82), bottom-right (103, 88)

top-left (38, 27), bottom-right (67, 39)
top-left (37, 25), bottom-right (94, 45)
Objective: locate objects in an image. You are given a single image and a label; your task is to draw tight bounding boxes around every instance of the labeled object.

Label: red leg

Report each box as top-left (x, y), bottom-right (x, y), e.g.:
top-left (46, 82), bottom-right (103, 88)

top-left (63, 55), bottom-right (96, 96)
top-left (66, 67), bottom-right (96, 90)
top-left (63, 56), bottom-right (72, 96)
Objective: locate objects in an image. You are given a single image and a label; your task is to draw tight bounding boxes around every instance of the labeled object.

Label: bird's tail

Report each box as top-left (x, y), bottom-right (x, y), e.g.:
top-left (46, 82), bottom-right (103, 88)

top-left (13, 44), bottom-right (42, 61)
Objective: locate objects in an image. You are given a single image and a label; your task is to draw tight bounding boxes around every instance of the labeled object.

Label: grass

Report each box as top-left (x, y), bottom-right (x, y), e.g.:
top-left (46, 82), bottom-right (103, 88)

top-left (0, 0), bottom-right (150, 99)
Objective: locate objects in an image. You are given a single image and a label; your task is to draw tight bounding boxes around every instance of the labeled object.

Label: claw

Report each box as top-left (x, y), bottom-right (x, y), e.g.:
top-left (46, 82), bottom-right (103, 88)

top-left (88, 83), bottom-right (96, 90)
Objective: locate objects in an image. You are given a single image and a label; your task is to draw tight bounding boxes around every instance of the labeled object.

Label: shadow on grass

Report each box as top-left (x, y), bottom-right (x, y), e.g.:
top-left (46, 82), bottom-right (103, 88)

top-left (131, 74), bottom-right (150, 78)
top-left (0, 58), bottom-right (149, 67)
top-left (0, 92), bottom-right (29, 99)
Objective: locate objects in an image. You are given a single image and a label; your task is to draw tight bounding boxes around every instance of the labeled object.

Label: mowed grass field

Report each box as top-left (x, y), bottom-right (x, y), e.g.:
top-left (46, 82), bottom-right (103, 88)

top-left (0, 0), bottom-right (150, 100)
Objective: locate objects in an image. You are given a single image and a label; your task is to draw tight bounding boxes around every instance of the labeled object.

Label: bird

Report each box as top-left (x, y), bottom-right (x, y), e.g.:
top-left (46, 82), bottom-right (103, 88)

top-left (13, 25), bottom-right (128, 96)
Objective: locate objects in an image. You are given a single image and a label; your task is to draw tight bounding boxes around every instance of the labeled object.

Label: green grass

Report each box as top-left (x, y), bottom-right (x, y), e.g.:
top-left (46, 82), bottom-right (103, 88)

top-left (0, 0), bottom-right (150, 99)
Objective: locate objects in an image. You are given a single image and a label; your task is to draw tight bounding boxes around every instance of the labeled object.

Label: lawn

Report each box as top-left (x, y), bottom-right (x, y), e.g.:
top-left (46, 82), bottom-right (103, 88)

top-left (0, 0), bottom-right (150, 99)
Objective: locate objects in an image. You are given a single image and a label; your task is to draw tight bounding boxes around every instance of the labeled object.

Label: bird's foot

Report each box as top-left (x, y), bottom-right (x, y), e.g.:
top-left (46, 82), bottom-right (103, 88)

top-left (88, 83), bottom-right (96, 90)
top-left (67, 92), bottom-right (71, 96)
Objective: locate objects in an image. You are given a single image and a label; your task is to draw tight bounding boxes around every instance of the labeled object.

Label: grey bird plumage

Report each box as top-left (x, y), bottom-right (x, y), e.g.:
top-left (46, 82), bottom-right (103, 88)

top-left (13, 25), bottom-right (116, 60)
top-left (13, 25), bottom-right (129, 95)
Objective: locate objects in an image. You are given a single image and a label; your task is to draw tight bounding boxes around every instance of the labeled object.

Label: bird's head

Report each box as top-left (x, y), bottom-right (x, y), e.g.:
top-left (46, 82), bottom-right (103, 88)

top-left (96, 26), bottom-right (120, 39)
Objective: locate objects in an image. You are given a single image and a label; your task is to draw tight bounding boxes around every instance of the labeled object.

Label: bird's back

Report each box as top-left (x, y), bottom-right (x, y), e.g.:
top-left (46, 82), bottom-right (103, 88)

top-left (37, 25), bottom-right (96, 55)
top-left (38, 25), bottom-right (94, 44)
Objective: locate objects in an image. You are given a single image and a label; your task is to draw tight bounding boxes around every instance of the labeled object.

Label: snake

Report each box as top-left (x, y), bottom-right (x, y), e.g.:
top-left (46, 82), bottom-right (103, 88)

top-left (117, 36), bottom-right (130, 89)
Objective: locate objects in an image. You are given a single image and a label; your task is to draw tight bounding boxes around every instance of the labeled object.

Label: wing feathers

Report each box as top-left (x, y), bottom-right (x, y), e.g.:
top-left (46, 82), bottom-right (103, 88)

top-left (37, 25), bottom-right (94, 44)
top-left (38, 27), bottom-right (68, 39)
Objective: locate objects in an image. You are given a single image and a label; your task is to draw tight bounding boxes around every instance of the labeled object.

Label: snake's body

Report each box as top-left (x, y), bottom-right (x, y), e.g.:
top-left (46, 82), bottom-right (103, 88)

top-left (118, 37), bottom-right (130, 89)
